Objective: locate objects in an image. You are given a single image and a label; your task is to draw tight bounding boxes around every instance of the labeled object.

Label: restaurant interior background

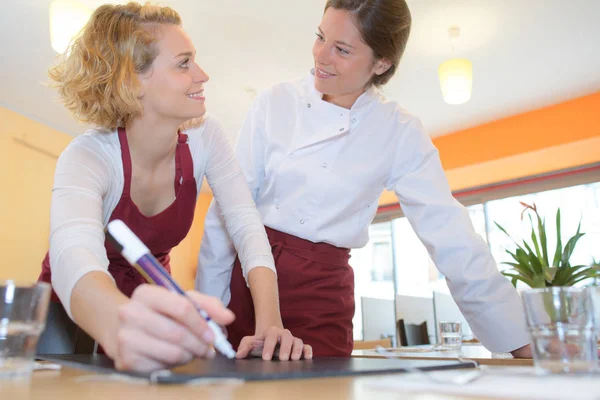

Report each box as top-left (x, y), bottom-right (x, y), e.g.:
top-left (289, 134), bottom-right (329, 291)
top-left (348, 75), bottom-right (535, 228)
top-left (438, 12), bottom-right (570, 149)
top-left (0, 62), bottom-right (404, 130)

top-left (1, 0), bottom-right (599, 346)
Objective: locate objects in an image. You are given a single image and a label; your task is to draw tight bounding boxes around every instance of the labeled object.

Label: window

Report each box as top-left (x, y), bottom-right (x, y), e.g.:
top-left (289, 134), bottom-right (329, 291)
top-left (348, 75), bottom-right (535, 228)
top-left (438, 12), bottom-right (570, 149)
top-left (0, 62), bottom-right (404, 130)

top-left (370, 242), bottom-right (393, 281)
top-left (487, 182), bottom-right (600, 277)
top-left (351, 180), bottom-right (600, 340)
top-left (350, 222), bottom-right (394, 341)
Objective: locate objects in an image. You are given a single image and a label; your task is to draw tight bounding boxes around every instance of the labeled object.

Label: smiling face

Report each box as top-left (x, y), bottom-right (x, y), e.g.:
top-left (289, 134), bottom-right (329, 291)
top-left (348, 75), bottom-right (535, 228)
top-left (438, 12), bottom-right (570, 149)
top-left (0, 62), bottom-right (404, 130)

top-left (137, 24), bottom-right (209, 125)
top-left (312, 7), bottom-right (391, 109)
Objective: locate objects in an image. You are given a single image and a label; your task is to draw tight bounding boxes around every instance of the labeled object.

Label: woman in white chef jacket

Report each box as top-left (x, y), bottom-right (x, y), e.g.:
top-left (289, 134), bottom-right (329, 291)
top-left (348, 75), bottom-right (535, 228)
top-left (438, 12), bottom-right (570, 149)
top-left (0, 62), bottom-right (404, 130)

top-left (197, 0), bottom-right (532, 360)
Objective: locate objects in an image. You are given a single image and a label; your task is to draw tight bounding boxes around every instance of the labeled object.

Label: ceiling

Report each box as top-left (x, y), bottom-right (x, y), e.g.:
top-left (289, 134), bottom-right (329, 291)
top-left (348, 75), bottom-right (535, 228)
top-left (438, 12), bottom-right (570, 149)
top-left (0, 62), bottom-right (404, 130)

top-left (1, 0), bottom-right (599, 142)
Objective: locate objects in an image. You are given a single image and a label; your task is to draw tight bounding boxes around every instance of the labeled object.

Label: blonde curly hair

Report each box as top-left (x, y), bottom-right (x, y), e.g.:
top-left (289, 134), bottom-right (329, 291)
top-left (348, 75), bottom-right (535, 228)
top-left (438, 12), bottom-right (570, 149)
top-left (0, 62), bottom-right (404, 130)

top-left (49, 2), bottom-right (181, 129)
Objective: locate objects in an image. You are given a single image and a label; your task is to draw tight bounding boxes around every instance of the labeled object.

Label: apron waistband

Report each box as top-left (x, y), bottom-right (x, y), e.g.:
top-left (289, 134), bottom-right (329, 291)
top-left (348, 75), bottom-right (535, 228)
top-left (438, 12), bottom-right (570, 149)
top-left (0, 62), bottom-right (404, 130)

top-left (265, 227), bottom-right (350, 267)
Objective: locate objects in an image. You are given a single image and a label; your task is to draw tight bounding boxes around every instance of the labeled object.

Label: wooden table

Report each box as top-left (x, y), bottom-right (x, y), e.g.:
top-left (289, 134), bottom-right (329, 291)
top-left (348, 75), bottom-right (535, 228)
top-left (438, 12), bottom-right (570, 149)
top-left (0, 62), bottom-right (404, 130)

top-left (352, 344), bottom-right (533, 366)
top-left (0, 365), bottom-right (496, 400)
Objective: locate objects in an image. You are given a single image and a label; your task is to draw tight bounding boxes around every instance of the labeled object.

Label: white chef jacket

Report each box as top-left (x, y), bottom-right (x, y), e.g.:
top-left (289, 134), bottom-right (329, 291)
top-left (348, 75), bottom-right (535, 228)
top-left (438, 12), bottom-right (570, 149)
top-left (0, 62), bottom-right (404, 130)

top-left (197, 73), bottom-right (530, 353)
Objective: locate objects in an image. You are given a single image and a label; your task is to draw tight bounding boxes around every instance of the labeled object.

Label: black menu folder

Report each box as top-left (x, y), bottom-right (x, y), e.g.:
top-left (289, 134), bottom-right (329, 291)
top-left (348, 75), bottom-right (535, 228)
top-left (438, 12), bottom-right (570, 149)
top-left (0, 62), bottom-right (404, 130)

top-left (38, 354), bottom-right (476, 384)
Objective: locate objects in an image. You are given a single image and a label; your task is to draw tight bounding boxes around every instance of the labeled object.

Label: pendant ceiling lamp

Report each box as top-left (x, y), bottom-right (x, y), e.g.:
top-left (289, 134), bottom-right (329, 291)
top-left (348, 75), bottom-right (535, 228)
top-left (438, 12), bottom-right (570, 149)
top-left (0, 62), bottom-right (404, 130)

top-left (438, 27), bottom-right (472, 105)
top-left (49, 0), bottom-right (92, 54)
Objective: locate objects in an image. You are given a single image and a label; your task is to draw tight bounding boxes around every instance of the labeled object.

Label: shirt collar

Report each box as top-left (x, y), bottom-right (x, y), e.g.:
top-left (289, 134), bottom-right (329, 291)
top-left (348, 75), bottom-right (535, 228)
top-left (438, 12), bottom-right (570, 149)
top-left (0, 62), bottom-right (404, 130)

top-left (305, 69), bottom-right (379, 112)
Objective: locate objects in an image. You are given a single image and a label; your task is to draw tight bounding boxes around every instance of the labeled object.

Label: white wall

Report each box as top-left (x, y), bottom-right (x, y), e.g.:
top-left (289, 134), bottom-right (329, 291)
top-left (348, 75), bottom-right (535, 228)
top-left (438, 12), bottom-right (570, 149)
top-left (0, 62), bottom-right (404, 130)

top-left (361, 297), bottom-right (396, 344)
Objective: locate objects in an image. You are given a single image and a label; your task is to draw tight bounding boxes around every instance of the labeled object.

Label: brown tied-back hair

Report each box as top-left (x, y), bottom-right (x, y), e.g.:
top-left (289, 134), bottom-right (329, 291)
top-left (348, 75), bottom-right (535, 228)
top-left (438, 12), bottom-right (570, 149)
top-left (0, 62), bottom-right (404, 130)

top-left (324, 0), bottom-right (412, 87)
top-left (48, 2), bottom-right (181, 130)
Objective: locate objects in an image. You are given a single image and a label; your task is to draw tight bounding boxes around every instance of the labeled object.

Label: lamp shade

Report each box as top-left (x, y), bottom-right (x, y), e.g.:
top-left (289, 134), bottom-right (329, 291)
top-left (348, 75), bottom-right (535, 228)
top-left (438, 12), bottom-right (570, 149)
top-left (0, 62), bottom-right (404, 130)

top-left (49, 0), bottom-right (92, 54)
top-left (438, 58), bottom-right (473, 105)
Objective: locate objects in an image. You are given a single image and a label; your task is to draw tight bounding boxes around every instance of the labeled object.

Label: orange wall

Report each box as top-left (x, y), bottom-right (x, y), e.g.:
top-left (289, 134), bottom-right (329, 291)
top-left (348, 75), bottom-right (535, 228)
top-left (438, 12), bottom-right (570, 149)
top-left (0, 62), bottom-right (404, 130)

top-left (0, 106), bottom-right (211, 289)
top-left (379, 92), bottom-right (600, 206)
top-left (170, 193), bottom-right (212, 290)
top-left (434, 91), bottom-right (600, 170)
top-left (0, 107), bottom-right (70, 283)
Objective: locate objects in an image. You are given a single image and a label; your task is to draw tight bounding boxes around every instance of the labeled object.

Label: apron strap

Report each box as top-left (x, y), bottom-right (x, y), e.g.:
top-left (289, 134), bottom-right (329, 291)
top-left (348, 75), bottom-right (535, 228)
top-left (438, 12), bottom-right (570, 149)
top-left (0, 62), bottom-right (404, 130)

top-left (176, 132), bottom-right (194, 181)
top-left (117, 127), bottom-right (132, 198)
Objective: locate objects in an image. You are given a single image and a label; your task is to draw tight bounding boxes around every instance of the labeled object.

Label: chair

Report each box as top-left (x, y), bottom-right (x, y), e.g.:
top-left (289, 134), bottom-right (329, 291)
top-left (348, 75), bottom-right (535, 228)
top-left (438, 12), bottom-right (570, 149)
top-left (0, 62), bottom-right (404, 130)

top-left (397, 319), bottom-right (430, 346)
top-left (36, 302), bottom-right (96, 355)
top-left (353, 337), bottom-right (392, 350)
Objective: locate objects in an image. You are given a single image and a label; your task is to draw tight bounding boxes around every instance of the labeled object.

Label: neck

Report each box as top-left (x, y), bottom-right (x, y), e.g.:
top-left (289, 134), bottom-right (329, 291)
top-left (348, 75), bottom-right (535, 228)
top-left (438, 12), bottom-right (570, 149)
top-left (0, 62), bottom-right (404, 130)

top-left (124, 115), bottom-right (180, 169)
top-left (322, 90), bottom-right (365, 109)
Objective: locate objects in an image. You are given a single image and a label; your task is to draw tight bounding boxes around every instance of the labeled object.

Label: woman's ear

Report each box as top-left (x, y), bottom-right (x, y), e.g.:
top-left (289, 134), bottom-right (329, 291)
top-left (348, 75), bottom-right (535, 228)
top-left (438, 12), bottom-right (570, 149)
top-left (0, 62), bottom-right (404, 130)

top-left (373, 58), bottom-right (392, 76)
top-left (136, 81), bottom-right (146, 99)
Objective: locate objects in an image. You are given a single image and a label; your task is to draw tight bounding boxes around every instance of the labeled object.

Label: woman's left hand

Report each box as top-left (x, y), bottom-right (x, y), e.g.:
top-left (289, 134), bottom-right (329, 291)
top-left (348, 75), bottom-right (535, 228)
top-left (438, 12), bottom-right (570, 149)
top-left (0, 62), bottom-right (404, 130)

top-left (236, 326), bottom-right (313, 361)
top-left (510, 344), bottom-right (532, 358)
top-left (512, 342), bottom-right (600, 359)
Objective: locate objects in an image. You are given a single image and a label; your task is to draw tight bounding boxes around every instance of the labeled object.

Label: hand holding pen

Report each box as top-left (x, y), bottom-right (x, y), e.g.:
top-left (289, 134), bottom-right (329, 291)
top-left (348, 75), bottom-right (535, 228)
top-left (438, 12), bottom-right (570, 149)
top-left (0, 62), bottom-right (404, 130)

top-left (105, 220), bottom-right (236, 372)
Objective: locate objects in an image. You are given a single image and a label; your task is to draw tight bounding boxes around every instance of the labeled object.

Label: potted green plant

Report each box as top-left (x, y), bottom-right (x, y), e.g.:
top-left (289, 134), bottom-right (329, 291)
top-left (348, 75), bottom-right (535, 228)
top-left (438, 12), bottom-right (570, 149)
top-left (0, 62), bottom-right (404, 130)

top-left (496, 203), bottom-right (599, 370)
top-left (495, 202), bottom-right (600, 288)
top-left (590, 258), bottom-right (600, 286)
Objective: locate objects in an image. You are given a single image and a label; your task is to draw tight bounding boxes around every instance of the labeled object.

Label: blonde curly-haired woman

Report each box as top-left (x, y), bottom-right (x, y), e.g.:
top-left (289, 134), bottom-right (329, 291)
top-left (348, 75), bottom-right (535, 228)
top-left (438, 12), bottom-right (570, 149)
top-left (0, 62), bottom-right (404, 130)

top-left (37, 2), bottom-right (310, 372)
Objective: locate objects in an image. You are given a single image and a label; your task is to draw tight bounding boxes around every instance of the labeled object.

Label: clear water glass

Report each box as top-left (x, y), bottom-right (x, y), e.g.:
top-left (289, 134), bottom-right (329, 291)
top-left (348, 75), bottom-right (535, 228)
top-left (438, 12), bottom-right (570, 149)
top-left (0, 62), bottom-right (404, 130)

top-left (0, 281), bottom-right (51, 379)
top-left (439, 321), bottom-right (462, 350)
top-left (522, 287), bottom-right (598, 374)
top-left (591, 285), bottom-right (600, 368)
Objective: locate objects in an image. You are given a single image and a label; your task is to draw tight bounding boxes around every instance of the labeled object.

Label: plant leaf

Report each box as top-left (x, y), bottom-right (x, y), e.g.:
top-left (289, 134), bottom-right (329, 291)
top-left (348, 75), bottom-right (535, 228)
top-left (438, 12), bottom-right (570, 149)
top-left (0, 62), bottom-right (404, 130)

top-left (501, 272), bottom-right (535, 288)
top-left (570, 275), bottom-right (600, 285)
top-left (494, 222), bottom-right (527, 252)
top-left (532, 274), bottom-right (546, 288)
top-left (505, 249), bottom-right (522, 264)
top-left (528, 213), bottom-right (543, 263)
top-left (553, 263), bottom-right (574, 285)
top-left (539, 216), bottom-right (549, 267)
top-left (552, 209), bottom-right (562, 267)
top-left (494, 221), bottom-right (511, 238)
top-left (514, 248), bottom-right (539, 276)
top-left (544, 266), bottom-right (558, 283)
top-left (521, 240), bottom-right (536, 259)
top-left (527, 250), bottom-right (544, 278)
top-left (561, 228), bottom-right (585, 266)
top-left (502, 262), bottom-right (534, 279)
top-left (565, 267), bottom-right (600, 285)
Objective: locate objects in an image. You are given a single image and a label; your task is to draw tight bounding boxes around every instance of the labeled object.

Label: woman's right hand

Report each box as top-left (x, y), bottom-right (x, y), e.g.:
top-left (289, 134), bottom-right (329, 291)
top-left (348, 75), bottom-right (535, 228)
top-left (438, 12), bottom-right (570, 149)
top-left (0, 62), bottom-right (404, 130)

top-left (236, 326), bottom-right (313, 361)
top-left (108, 285), bottom-right (235, 372)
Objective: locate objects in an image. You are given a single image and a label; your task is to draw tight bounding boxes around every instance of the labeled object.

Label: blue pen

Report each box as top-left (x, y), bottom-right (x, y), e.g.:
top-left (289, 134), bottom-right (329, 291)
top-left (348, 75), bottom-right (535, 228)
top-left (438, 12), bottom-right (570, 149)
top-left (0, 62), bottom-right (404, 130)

top-left (105, 219), bottom-right (236, 359)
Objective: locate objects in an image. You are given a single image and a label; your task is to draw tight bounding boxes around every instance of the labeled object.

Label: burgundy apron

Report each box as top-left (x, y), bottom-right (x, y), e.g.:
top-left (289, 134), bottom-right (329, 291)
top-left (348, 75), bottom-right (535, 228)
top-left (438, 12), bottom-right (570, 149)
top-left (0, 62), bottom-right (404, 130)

top-left (227, 227), bottom-right (355, 357)
top-left (39, 127), bottom-right (197, 305)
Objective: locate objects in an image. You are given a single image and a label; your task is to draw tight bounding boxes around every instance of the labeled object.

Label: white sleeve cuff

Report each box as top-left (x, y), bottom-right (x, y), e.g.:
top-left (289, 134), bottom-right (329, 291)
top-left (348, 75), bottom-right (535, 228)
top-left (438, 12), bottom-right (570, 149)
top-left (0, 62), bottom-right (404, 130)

top-left (467, 296), bottom-right (531, 353)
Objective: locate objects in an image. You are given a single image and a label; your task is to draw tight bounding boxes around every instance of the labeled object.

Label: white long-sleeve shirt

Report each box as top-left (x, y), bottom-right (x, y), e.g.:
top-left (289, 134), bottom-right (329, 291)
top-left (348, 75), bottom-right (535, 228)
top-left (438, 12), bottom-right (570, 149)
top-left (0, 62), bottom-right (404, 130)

top-left (48, 115), bottom-right (274, 318)
top-left (197, 74), bottom-right (530, 353)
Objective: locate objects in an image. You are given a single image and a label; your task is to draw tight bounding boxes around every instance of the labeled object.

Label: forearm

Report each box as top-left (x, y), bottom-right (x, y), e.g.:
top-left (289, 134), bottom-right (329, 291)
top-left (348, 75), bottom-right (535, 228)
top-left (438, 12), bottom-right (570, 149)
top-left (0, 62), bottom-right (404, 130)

top-left (247, 267), bottom-right (283, 333)
top-left (196, 201), bottom-right (238, 304)
top-left (70, 271), bottom-right (129, 357)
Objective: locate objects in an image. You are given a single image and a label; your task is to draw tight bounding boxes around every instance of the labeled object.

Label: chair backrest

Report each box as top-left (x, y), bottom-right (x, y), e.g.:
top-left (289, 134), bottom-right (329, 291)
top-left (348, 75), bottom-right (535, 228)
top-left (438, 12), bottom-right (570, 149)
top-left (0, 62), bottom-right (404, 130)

top-left (397, 319), bottom-right (430, 346)
top-left (36, 302), bottom-right (95, 355)
top-left (395, 294), bottom-right (436, 343)
top-left (353, 337), bottom-right (392, 350)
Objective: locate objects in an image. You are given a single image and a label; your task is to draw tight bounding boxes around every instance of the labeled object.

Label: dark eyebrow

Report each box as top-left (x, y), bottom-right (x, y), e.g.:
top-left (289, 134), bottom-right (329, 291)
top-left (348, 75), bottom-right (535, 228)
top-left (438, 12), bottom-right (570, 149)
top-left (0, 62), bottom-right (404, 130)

top-left (317, 26), bottom-right (355, 49)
